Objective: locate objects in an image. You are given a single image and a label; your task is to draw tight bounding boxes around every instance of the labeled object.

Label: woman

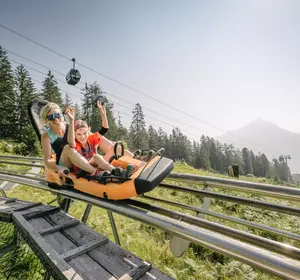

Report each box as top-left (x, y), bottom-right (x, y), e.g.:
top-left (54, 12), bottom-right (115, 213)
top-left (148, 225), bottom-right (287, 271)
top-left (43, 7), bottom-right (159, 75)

top-left (40, 102), bottom-right (103, 178)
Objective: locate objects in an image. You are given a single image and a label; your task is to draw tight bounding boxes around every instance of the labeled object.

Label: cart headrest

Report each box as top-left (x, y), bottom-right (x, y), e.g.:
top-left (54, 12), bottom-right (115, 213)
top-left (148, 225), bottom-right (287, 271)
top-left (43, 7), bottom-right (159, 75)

top-left (28, 99), bottom-right (49, 142)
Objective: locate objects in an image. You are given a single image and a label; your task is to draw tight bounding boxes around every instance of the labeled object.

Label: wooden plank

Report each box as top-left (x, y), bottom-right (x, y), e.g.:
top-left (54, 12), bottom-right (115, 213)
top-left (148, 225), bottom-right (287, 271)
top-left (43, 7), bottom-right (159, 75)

top-left (0, 200), bottom-right (41, 222)
top-left (14, 202), bottom-right (42, 212)
top-left (16, 204), bottom-right (52, 216)
top-left (119, 261), bottom-right (152, 280)
top-left (39, 220), bottom-right (80, 236)
top-left (4, 198), bottom-right (17, 204)
top-left (29, 214), bottom-right (114, 280)
top-left (23, 206), bottom-right (60, 220)
top-left (46, 211), bottom-right (174, 280)
top-left (61, 239), bottom-right (108, 262)
top-left (12, 212), bottom-right (83, 280)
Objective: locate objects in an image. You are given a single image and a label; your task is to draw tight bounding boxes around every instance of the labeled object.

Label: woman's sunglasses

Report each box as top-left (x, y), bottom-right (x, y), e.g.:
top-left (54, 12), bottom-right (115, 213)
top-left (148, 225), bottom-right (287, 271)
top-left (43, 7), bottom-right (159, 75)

top-left (47, 112), bottom-right (62, 121)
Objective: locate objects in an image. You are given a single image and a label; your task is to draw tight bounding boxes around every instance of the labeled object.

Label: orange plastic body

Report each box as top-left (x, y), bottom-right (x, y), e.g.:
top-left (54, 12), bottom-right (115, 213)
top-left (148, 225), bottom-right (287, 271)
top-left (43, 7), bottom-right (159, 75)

top-left (44, 155), bottom-right (160, 200)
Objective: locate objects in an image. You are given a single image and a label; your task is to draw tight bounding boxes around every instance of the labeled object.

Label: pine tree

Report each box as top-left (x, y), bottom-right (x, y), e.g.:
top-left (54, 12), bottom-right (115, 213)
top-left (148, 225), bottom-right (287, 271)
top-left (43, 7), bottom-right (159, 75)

top-left (209, 138), bottom-right (221, 171)
top-left (0, 46), bottom-right (16, 138)
top-left (199, 135), bottom-right (211, 169)
top-left (116, 113), bottom-right (129, 144)
top-left (259, 153), bottom-right (270, 178)
top-left (148, 125), bottom-right (158, 150)
top-left (242, 147), bottom-right (253, 175)
top-left (63, 93), bottom-right (72, 107)
top-left (14, 64), bottom-right (37, 141)
top-left (250, 151), bottom-right (258, 176)
top-left (74, 103), bottom-right (82, 120)
top-left (81, 82), bottom-right (91, 123)
top-left (129, 103), bottom-right (148, 149)
top-left (193, 141), bottom-right (202, 168)
top-left (41, 71), bottom-right (62, 106)
top-left (81, 82), bottom-right (118, 140)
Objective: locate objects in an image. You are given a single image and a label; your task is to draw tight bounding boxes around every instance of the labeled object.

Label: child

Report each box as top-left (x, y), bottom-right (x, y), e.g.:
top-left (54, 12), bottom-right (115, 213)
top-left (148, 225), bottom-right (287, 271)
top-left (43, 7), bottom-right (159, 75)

top-left (66, 104), bottom-right (136, 180)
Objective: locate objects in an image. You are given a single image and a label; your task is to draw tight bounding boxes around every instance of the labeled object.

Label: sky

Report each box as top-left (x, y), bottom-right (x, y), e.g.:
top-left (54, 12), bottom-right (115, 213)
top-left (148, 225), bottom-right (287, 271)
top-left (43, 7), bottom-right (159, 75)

top-left (1, 0), bottom-right (300, 150)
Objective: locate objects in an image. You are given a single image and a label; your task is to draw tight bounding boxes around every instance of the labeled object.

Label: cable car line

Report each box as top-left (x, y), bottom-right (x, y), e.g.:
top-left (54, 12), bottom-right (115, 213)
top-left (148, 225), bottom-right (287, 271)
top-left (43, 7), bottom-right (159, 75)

top-left (6, 50), bottom-right (245, 147)
top-left (9, 56), bottom-right (260, 152)
top-left (0, 24), bottom-right (259, 147)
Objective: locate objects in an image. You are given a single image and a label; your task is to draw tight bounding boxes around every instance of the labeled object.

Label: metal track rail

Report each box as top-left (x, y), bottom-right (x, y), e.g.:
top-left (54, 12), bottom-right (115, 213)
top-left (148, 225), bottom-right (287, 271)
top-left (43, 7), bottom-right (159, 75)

top-left (140, 195), bottom-right (300, 241)
top-left (1, 173), bottom-right (300, 279)
top-left (168, 172), bottom-right (300, 201)
top-left (159, 183), bottom-right (300, 216)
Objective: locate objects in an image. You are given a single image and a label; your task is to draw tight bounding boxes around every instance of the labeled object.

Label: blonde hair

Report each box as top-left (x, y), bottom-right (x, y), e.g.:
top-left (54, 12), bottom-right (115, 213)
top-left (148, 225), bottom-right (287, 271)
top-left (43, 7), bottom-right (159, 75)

top-left (40, 102), bottom-right (61, 125)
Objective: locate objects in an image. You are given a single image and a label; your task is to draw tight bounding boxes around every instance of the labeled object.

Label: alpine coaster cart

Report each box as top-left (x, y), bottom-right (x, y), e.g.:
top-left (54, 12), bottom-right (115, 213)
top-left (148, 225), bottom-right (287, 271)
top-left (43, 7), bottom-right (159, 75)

top-left (28, 99), bottom-right (174, 200)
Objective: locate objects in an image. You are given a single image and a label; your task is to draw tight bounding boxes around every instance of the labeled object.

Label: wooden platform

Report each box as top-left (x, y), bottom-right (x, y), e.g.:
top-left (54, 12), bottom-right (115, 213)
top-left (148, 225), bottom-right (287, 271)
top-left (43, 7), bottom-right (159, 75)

top-left (0, 197), bottom-right (174, 280)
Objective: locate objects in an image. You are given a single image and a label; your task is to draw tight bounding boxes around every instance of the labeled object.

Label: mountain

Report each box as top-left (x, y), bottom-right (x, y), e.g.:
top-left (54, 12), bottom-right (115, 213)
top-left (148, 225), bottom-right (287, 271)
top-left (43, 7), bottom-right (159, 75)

top-left (218, 119), bottom-right (300, 173)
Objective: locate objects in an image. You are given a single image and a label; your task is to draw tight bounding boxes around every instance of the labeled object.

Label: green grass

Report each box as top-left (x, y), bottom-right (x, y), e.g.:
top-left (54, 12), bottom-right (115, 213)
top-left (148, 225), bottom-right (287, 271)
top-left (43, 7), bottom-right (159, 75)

top-left (2, 161), bottom-right (297, 279)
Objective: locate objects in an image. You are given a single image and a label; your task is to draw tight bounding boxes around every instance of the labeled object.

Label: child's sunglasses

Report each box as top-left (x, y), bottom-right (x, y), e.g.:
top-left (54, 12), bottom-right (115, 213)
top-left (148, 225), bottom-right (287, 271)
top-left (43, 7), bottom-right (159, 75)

top-left (47, 112), bottom-right (62, 121)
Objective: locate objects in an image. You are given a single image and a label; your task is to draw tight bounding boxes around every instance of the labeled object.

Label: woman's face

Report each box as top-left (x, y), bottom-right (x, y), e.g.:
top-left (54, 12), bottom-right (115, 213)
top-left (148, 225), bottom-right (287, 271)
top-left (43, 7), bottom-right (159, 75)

top-left (75, 127), bottom-right (89, 144)
top-left (46, 108), bottom-right (63, 126)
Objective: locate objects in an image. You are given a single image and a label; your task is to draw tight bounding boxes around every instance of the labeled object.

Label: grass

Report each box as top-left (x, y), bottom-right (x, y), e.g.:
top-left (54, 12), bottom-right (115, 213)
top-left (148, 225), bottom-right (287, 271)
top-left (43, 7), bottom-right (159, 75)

top-left (2, 160), bottom-right (297, 279)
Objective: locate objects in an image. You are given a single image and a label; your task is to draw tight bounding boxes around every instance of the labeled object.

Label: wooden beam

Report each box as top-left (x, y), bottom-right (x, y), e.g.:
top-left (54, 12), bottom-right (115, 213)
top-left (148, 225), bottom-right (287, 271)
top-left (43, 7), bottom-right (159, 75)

top-left (119, 261), bottom-right (152, 280)
top-left (12, 212), bottom-right (83, 280)
top-left (39, 220), bottom-right (80, 236)
top-left (4, 198), bottom-right (17, 204)
top-left (23, 206), bottom-right (60, 220)
top-left (14, 202), bottom-right (42, 212)
top-left (60, 239), bottom-right (108, 262)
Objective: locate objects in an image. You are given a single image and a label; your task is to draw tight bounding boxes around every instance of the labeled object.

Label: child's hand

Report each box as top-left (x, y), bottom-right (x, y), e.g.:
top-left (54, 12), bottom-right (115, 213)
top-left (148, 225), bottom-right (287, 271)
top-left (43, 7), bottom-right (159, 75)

top-left (65, 105), bottom-right (75, 121)
top-left (97, 100), bottom-right (107, 115)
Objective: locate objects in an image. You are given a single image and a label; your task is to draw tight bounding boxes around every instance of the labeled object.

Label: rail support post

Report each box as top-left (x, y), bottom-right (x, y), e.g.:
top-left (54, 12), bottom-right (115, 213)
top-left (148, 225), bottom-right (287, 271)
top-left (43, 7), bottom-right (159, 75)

top-left (82, 204), bottom-right (92, 223)
top-left (169, 184), bottom-right (212, 257)
top-left (107, 210), bottom-right (121, 246)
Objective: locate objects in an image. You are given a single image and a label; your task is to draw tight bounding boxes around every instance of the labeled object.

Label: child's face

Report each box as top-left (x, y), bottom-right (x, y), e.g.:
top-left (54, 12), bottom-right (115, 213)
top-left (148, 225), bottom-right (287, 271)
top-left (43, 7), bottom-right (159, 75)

top-left (75, 127), bottom-right (89, 144)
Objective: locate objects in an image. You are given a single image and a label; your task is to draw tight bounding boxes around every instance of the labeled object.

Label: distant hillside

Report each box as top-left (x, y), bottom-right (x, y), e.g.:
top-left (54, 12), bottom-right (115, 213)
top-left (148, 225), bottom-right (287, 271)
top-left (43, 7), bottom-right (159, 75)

top-left (218, 119), bottom-right (300, 173)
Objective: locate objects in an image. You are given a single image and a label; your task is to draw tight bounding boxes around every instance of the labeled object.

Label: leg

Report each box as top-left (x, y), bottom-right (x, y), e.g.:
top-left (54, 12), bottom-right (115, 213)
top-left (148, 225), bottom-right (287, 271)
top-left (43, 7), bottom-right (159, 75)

top-left (60, 145), bottom-right (96, 173)
top-left (89, 154), bottom-right (115, 172)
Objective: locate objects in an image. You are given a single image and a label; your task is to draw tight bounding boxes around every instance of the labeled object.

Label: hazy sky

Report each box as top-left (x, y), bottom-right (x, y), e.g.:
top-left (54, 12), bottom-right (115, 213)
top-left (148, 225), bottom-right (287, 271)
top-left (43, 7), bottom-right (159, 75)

top-left (1, 0), bottom-right (300, 150)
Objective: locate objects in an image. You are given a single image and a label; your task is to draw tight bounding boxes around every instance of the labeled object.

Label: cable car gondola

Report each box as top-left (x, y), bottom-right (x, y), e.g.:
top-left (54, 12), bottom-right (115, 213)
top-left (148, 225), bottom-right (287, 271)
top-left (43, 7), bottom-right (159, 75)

top-left (66, 58), bottom-right (81, 86)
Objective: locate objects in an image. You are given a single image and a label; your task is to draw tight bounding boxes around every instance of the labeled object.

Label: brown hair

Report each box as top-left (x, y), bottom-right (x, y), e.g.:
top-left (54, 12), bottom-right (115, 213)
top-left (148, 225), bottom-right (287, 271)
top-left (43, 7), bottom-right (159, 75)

top-left (74, 120), bottom-right (88, 131)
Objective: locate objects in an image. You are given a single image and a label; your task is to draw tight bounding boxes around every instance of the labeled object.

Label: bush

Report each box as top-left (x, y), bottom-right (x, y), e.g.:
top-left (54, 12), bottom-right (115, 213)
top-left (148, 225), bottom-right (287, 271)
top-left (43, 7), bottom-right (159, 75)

top-left (0, 140), bottom-right (13, 153)
top-left (13, 143), bottom-right (29, 156)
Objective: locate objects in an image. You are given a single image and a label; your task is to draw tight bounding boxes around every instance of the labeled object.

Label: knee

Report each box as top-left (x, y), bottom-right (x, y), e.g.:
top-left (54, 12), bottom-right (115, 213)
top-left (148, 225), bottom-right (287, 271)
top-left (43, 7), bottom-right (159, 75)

top-left (93, 154), bottom-right (104, 161)
top-left (63, 145), bottom-right (77, 154)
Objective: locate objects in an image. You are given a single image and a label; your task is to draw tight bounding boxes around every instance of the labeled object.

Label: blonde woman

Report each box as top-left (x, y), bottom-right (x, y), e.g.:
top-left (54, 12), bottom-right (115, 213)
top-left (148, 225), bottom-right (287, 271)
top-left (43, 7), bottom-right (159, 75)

top-left (40, 102), bottom-right (103, 178)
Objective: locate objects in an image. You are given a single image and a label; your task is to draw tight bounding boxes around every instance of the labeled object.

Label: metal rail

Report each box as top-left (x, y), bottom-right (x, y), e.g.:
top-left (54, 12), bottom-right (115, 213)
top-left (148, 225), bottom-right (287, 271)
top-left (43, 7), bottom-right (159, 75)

top-left (159, 183), bottom-right (300, 216)
top-left (168, 173), bottom-right (300, 201)
top-left (127, 199), bottom-right (300, 260)
top-left (141, 195), bottom-right (300, 241)
top-left (1, 173), bottom-right (300, 279)
top-left (0, 155), bottom-right (43, 162)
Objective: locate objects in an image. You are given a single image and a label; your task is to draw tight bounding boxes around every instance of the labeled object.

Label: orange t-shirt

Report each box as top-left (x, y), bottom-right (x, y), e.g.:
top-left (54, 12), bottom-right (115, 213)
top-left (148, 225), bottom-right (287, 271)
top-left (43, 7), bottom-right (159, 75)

top-left (74, 132), bottom-right (102, 172)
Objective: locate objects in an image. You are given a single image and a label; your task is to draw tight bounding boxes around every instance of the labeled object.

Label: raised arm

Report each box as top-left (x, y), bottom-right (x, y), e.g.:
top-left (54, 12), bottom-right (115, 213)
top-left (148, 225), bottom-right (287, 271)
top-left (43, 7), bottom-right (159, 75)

top-left (65, 106), bottom-right (76, 148)
top-left (97, 100), bottom-right (108, 130)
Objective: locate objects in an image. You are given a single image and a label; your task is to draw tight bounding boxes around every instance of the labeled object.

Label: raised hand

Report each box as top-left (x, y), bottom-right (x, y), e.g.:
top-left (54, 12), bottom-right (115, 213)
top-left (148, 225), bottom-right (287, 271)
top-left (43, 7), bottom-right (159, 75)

top-left (97, 100), bottom-right (107, 116)
top-left (65, 105), bottom-right (75, 121)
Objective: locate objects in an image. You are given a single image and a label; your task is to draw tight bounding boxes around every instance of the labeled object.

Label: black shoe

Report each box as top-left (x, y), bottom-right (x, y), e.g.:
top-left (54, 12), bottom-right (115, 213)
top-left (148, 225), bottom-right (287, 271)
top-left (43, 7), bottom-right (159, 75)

top-left (133, 150), bottom-right (142, 159)
top-left (125, 164), bottom-right (136, 177)
top-left (143, 150), bottom-right (155, 162)
top-left (111, 167), bottom-right (127, 178)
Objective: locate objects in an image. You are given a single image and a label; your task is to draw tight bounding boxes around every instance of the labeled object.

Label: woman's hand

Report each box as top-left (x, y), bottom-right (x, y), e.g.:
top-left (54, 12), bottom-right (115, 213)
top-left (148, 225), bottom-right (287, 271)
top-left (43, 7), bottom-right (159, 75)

top-left (97, 100), bottom-right (107, 116)
top-left (65, 105), bottom-right (75, 121)
top-left (56, 165), bottom-right (70, 177)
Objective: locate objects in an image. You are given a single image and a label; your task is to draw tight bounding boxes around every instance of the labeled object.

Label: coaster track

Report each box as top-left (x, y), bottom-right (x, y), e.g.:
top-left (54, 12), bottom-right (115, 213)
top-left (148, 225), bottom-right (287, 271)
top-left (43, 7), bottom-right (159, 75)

top-left (1, 155), bottom-right (300, 280)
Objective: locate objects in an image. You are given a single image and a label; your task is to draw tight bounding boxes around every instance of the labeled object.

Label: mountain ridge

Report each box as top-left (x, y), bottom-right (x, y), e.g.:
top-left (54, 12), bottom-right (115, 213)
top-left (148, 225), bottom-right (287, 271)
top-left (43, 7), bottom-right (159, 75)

top-left (218, 119), bottom-right (300, 173)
